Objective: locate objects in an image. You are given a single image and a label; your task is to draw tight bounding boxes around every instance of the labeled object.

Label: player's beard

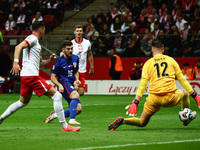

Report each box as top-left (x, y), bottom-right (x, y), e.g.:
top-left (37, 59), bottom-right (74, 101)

top-left (64, 52), bottom-right (72, 59)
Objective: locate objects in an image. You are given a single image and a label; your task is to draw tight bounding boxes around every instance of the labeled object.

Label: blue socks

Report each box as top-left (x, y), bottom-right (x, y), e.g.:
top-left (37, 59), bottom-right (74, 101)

top-left (64, 109), bottom-right (70, 117)
top-left (64, 98), bottom-right (79, 119)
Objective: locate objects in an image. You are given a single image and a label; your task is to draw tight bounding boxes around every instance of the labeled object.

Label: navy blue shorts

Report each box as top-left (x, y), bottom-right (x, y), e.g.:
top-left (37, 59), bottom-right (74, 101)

top-left (59, 81), bottom-right (80, 104)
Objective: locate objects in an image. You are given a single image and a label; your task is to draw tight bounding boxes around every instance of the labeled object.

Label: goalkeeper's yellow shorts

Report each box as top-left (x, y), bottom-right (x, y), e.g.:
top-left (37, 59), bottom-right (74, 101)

top-left (144, 90), bottom-right (184, 115)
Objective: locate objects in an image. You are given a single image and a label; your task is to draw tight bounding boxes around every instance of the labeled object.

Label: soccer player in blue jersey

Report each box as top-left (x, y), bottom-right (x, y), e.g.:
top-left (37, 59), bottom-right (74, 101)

top-left (45, 40), bottom-right (82, 125)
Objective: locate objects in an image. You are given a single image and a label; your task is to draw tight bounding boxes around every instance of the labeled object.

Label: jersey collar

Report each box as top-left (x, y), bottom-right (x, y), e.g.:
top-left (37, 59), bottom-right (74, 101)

top-left (31, 33), bottom-right (39, 40)
top-left (75, 38), bottom-right (83, 44)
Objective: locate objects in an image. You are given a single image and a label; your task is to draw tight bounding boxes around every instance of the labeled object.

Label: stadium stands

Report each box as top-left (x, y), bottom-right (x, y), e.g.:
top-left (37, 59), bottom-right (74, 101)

top-left (20, 30), bottom-right (32, 36)
top-left (43, 15), bottom-right (56, 29)
top-left (7, 30), bottom-right (20, 35)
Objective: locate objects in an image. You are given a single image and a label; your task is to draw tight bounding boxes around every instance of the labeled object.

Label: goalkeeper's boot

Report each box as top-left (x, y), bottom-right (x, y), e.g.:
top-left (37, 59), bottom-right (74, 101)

top-left (69, 119), bottom-right (81, 125)
top-left (183, 111), bottom-right (197, 126)
top-left (108, 117), bottom-right (124, 130)
top-left (45, 111), bottom-right (55, 123)
top-left (62, 125), bottom-right (81, 132)
top-left (0, 117), bottom-right (4, 125)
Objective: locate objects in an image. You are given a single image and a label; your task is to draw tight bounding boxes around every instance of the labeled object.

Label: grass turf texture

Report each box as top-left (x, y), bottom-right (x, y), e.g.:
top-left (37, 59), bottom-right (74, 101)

top-left (0, 94), bottom-right (200, 150)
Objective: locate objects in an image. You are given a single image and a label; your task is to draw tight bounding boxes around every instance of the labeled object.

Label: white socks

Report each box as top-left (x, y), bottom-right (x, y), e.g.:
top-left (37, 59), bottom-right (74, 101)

top-left (0, 100), bottom-right (26, 119)
top-left (0, 91), bottom-right (68, 129)
top-left (52, 91), bottom-right (67, 129)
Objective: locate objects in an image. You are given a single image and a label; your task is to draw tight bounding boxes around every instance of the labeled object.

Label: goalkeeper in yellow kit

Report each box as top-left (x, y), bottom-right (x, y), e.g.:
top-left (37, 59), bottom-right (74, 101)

top-left (108, 40), bottom-right (200, 130)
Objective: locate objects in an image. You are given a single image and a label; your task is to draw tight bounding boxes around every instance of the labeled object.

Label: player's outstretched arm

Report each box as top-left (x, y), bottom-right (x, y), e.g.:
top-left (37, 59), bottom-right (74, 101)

top-left (125, 95), bottom-right (141, 116)
top-left (74, 70), bottom-right (81, 90)
top-left (51, 73), bottom-right (64, 93)
top-left (177, 72), bottom-right (200, 108)
top-left (88, 50), bottom-right (94, 74)
top-left (10, 41), bottom-right (28, 76)
top-left (125, 78), bottom-right (148, 116)
top-left (40, 54), bottom-right (57, 67)
top-left (190, 91), bottom-right (200, 108)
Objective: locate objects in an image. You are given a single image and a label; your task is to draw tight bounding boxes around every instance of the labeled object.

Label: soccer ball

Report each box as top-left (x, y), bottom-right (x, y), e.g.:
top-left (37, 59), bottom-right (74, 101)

top-left (179, 108), bottom-right (193, 122)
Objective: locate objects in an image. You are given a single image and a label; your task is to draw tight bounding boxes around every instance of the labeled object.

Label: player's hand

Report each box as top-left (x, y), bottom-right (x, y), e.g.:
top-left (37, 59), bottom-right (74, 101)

top-left (49, 54), bottom-right (57, 61)
top-left (125, 99), bottom-right (139, 116)
top-left (10, 62), bottom-right (21, 76)
top-left (74, 80), bottom-right (81, 90)
top-left (74, 80), bottom-right (81, 87)
top-left (89, 67), bottom-right (94, 74)
top-left (190, 91), bottom-right (200, 108)
top-left (58, 84), bottom-right (64, 93)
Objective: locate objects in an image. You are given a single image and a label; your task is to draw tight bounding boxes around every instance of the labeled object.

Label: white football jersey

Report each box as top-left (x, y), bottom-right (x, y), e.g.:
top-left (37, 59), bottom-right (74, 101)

top-left (72, 38), bottom-right (91, 73)
top-left (20, 34), bottom-right (41, 76)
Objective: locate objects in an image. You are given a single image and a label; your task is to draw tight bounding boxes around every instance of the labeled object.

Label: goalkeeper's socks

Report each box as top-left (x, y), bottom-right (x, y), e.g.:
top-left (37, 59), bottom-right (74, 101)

top-left (64, 109), bottom-right (70, 117)
top-left (125, 117), bottom-right (142, 127)
top-left (181, 93), bottom-right (190, 109)
top-left (69, 98), bottom-right (79, 119)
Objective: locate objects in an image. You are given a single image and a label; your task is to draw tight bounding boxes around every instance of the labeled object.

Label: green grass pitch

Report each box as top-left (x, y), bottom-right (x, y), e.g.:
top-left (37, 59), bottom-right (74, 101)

top-left (0, 94), bottom-right (200, 150)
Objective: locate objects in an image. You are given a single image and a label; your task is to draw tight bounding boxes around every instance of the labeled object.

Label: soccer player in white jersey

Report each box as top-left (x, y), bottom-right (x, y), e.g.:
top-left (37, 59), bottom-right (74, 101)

top-left (0, 21), bottom-right (80, 132)
top-left (71, 25), bottom-right (94, 96)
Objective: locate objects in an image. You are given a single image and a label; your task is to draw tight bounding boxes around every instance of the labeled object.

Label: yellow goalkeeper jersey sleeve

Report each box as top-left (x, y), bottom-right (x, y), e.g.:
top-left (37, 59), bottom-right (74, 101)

top-left (141, 54), bottom-right (182, 95)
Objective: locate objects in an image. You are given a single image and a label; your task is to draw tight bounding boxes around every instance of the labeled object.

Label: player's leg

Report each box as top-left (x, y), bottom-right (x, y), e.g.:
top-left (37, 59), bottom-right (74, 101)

top-left (125, 110), bottom-right (152, 127)
top-left (0, 94), bottom-right (31, 124)
top-left (180, 89), bottom-right (190, 108)
top-left (77, 87), bottom-right (85, 96)
top-left (44, 87), bottom-right (80, 131)
top-left (60, 82), bottom-right (81, 124)
top-left (178, 89), bottom-right (196, 126)
top-left (46, 98), bottom-right (82, 123)
top-left (108, 110), bottom-right (152, 130)
top-left (78, 72), bottom-right (86, 96)
top-left (0, 76), bottom-right (34, 125)
top-left (68, 90), bottom-right (81, 124)
top-left (44, 87), bottom-right (66, 128)
top-left (45, 83), bottom-right (81, 123)
top-left (108, 94), bottom-right (157, 130)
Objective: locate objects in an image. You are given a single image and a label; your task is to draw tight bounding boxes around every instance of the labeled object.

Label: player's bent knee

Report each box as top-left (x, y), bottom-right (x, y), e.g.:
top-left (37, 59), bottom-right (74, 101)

top-left (181, 89), bottom-right (188, 97)
top-left (78, 88), bottom-right (85, 96)
top-left (70, 91), bottom-right (80, 99)
top-left (79, 92), bottom-right (84, 96)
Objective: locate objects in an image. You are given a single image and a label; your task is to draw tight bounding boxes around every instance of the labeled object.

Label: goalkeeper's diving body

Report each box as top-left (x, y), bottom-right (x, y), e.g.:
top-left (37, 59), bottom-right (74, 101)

top-left (108, 40), bottom-right (200, 130)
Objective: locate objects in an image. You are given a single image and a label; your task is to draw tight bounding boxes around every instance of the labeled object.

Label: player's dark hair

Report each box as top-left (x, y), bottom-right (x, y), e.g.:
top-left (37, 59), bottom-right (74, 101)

top-left (152, 40), bottom-right (164, 50)
top-left (74, 25), bottom-right (83, 31)
top-left (197, 59), bottom-right (200, 63)
top-left (32, 21), bottom-right (45, 31)
top-left (62, 40), bottom-right (72, 48)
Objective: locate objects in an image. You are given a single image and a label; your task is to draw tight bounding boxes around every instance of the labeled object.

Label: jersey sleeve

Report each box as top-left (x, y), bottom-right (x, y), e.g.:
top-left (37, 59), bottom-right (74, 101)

top-left (176, 72), bottom-right (193, 93)
top-left (24, 35), bottom-right (37, 49)
top-left (136, 77), bottom-right (148, 97)
top-left (87, 40), bottom-right (91, 51)
top-left (51, 59), bottom-right (60, 75)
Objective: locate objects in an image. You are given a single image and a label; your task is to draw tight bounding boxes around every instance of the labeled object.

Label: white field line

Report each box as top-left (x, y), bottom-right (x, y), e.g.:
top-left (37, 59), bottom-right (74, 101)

top-left (69, 139), bottom-right (200, 150)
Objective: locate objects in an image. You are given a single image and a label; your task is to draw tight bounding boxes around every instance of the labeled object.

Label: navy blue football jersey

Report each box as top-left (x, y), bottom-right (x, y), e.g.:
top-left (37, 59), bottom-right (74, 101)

top-left (52, 54), bottom-right (79, 84)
